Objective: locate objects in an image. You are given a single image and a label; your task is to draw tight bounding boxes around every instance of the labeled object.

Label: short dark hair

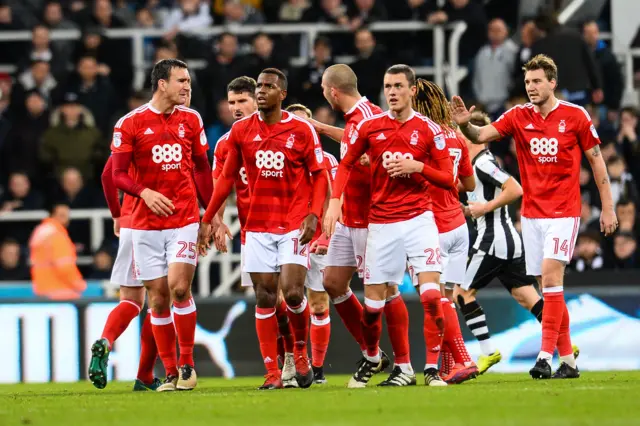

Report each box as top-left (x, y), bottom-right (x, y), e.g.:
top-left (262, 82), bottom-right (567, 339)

top-left (621, 106), bottom-right (638, 118)
top-left (606, 155), bottom-right (624, 166)
top-left (47, 200), bottom-right (69, 216)
top-left (1, 237), bottom-right (20, 247)
top-left (314, 36), bottom-right (331, 49)
top-left (227, 76), bottom-right (257, 97)
top-left (616, 197), bottom-right (635, 209)
top-left (260, 68), bottom-right (288, 90)
top-left (151, 58), bottom-right (188, 93)
top-left (385, 64), bottom-right (416, 87)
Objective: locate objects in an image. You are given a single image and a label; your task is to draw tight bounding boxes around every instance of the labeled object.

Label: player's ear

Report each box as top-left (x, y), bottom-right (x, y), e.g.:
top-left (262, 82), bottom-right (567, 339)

top-left (280, 88), bottom-right (287, 102)
top-left (410, 85), bottom-right (417, 97)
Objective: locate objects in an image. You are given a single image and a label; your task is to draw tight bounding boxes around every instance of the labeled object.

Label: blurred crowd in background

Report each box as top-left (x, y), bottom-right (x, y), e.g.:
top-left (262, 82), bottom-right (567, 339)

top-left (0, 0), bottom-right (639, 288)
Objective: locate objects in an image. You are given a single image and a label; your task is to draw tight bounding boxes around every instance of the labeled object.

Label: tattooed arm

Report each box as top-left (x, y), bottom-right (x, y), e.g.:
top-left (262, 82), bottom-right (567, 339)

top-left (585, 145), bottom-right (618, 236)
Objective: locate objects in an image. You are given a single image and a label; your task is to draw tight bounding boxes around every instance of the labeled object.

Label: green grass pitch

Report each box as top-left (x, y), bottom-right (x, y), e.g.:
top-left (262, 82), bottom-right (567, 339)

top-left (1, 372), bottom-right (638, 426)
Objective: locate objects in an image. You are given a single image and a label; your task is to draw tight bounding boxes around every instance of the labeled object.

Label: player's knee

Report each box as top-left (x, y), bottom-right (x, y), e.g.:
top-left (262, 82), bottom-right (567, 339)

top-left (322, 273), bottom-right (346, 299)
top-left (255, 285), bottom-right (277, 308)
top-left (148, 292), bottom-right (170, 313)
top-left (120, 286), bottom-right (145, 306)
top-left (171, 285), bottom-right (191, 303)
top-left (283, 287), bottom-right (305, 308)
top-left (309, 293), bottom-right (329, 313)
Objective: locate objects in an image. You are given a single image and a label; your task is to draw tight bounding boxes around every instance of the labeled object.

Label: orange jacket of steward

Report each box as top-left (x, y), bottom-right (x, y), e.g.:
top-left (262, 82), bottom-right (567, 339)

top-left (29, 218), bottom-right (86, 299)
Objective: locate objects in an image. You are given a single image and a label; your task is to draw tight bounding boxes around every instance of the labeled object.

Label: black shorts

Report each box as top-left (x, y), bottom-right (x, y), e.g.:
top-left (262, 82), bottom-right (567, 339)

top-left (462, 249), bottom-right (536, 292)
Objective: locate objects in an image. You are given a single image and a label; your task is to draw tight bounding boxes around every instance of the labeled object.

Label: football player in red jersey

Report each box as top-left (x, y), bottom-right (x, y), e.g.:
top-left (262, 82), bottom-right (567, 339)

top-left (199, 68), bottom-right (329, 390)
top-left (286, 103), bottom-right (337, 384)
top-left (410, 79), bottom-right (479, 384)
top-left (452, 54), bottom-right (617, 379)
top-left (109, 59), bottom-right (213, 391)
top-left (324, 65), bottom-right (455, 387)
top-left (310, 64), bottom-right (412, 387)
top-left (212, 78), bottom-right (298, 387)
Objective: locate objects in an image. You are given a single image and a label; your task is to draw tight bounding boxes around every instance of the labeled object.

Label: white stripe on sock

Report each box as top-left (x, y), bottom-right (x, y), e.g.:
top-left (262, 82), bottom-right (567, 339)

top-left (364, 298), bottom-right (385, 310)
top-left (311, 315), bottom-right (331, 326)
top-left (287, 297), bottom-right (308, 314)
top-left (419, 283), bottom-right (439, 294)
top-left (472, 326), bottom-right (489, 336)
top-left (466, 315), bottom-right (486, 326)
top-left (173, 298), bottom-right (196, 315)
top-left (121, 299), bottom-right (142, 313)
top-left (332, 290), bottom-right (353, 304)
top-left (542, 286), bottom-right (564, 294)
top-left (150, 315), bottom-right (173, 326)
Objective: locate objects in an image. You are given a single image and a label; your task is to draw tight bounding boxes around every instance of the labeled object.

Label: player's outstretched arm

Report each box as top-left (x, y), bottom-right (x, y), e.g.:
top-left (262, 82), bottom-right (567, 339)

top-left (451, 96), bottom-right (501, 144)
top-left (468, 177), bottom-right (522, 219)
top-left (585, 145), bottom-right (618, 236)
top-left (192, 151), bottom-right (213, 207)
top-left (309, 118), bottom-right (345, 143)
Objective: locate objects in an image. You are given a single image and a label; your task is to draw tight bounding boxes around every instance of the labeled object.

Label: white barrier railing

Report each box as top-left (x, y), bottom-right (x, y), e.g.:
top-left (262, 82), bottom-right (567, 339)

top-left (0, 207), bottom-right (243, 296)
top-left (0, 21), bottom-right (469, 95)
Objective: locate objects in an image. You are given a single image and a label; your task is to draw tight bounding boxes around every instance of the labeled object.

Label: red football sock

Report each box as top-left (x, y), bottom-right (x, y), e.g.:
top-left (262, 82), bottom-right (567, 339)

top-left (556, 301), bottom-right (573, 357)
top-left (173, 297), bottom-right (197, 367)
top-left (286, 298), bottom-right (310, 356)
top-left (384, 294), bottom-right (411, 364)
top-left (541, 288), bottom-right (565, 355)
top-left (151, 310), bottom-right (178, 377)
top-left (362, 299), bottom-right (384, 359)
top-left (101, 300), bottom-right (141, 348)
top-left (255, 307), bottom-right (279, 374)
top-left (333, 290), bottom-right (366, 352)
top-left (419, 284), bottom-right (444, 369)
top-left (441, 298), bottom-right (472, 365)
top-left (310, 310), bottom-right (331, 368)
top-left (439, 342), bottom-right (455, 377)
top-left (276, 299), bottom-right (294, 353)
top-left (137, 311), bottom-right (158, 384)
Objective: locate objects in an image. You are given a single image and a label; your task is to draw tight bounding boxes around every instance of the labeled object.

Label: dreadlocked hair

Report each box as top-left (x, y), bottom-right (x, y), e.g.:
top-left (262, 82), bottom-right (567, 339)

top-left (412, 78), bottom-right (454, 130)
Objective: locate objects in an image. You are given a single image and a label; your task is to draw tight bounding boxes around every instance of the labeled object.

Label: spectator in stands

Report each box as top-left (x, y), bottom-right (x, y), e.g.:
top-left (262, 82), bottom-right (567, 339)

top-left (112, 0), bottom-right (135, 26)
top-left (109, 89), bottom-right (149, 130)
top-left (17, 25), bottom-right (67, 80)
top-left (13, 60), bottom-right (57, 115)
top-left (0, 74), bottom-right (12, 156)
top-left (530, 13), bottom-right (603, 106)
top-left (293, 36), bottom-right (334, 110)
top-left (631, 26), bottom-right (640, 86)
top-left (1, 90), bottom-right (49, 182)
top-left (0, 238), bottom-right (29, 281)
top-left (245, 33), bottom-right (290, 81)
top-left (582, 20), bottom-right (623, 113)
top-left (425, 0), bottom-right (487, 64)
top-left (164, 0), bottom-right (213, 37)
top-left (206, 99), bottom-right (234, 154)
top-left (569, 231), bottom-right (604, 272)
top-left (617, 107), bottom-right (640, 183)
top-left (42, 2), bottom-right (77, 67)
top-left (348, 0), bottom-right (387, 31)
top-left (606, 155), bottom-right (638, 205)
top-left (509, 19), bottom-right (539, 99)
top-left (0, 172), bottom-right (44, 212)
top-left (580, 164), bottom-right (600, 210)
top-left (40, 92), bottom-right (104, 183)
top-left (87, 0), bottom-right (127, 29)
top-left (203, 32), bottom-right (247, 123)
top-left (473, 18), bottom-right (518, 116)
top-left (312, 105), bottom-right (340, 151)
top-left (29, 202), bottom-right (86, 299)
top-left (60, 167), bottom-right (97, 254)
top-left (607, 232), bottom-right (639, 269)
top-left (279, 0), bottom-right (311, 22)
top-left (89, 248), bottom-right (113, 280)
top-left (350, 27), bottom-right (387, 104)
top-left (221, 0), bottom-right (265, 24)
top-left (580, 193), bottom-right (601, 233)
top-left (65, 55), bottom-right (114, 135)
top-left (302, 0), bottom-right (348, 25)
top-left (0, 4), bottom-right (26, 63)
top-left (616, 198), bottom-right (639, 237)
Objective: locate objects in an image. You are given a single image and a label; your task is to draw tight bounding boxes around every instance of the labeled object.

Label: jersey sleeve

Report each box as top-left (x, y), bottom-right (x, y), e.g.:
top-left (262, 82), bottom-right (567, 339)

top-left (302, 122), bottom-right (325, 174)
top-left (191, 110), bottom-right (209, 156)
top-left (323, 152), bottom-right (339, 182)
top-left (476, 158), bottom-right (511, 188)
top-left (458, 142), bottom-right (474, 178)
top-left (111, 115), bottom-right (135, 153)
top-left (212, 134), bottom-right (228, 180)
top-left (576, 107), bottom-right (601, 152)
top-left (492, 107), bottom-right (516, 138)
top-left (426, 126), bottom-right (450, 162)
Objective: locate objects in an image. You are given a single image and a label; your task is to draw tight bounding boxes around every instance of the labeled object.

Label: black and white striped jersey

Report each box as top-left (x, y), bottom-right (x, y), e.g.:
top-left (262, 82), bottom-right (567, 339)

top-left (467, 149), bottom-right (523, 260)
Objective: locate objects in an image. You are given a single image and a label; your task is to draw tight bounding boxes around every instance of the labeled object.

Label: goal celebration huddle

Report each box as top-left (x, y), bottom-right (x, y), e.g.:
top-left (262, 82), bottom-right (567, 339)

top-left (89, 53), bottom-right (617, 391)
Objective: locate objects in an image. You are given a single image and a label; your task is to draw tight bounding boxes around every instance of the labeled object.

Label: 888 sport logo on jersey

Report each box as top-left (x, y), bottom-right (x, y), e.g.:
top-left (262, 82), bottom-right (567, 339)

top-left (528, 137), bottom-right (558, 164)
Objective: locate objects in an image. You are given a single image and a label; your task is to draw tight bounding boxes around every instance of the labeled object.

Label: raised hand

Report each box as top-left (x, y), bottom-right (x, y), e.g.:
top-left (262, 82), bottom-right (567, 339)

top-left (450, 96), bottom-right (475, 126)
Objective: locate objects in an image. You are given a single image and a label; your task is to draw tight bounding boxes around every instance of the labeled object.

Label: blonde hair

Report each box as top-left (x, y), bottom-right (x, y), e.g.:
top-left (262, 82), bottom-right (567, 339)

top-left (286, 103), bottom-right (312, 118)
top-left (523, 54), bottom-right (558, 82)
top-left (470, 111), bottom-right (491, 127)
top-left (412, 78), bottom-right (453, 129)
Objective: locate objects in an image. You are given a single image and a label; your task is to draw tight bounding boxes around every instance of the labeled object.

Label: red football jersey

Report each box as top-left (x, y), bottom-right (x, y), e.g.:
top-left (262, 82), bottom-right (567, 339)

top-left (492, 100), bottom-right (600, 218)
top-left (311, 151), bottom-right (339, 243)
top-left (213, 131), bottom-right (251, 244)
top-left (336, 110), bottom-right (449, 224)
top-left (111, 103), bottom-right (208, 230)
top-left (120, 194), bottom-right (133, 228)
top-left (223, 111), bottom-right (325, 233)
top-left (429, 129), bottom-right (473, 233)
top-left (340, 97), bottom-right (383, 228)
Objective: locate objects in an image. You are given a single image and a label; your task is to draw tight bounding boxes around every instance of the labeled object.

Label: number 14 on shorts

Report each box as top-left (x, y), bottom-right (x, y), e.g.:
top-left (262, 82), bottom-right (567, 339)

top-left (553, 237), bottom-right (569, 256)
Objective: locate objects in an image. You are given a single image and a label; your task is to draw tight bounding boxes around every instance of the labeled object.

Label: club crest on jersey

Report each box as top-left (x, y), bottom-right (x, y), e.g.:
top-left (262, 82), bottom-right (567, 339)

top-left (200, 130), bottom-right (207, 146)
top-left (590, 124), bottom-right (599, 138)
top-left (286, 134), bottom-right (295, 148)
top-left (348, 124), bottom-right (355, 138)
top-left (113, 132), bottom-right (122, 148)
top-left (178, 123), bottom-right (185, 138)
top-left (410, 130), bottom-right (419, 145)
top-left (314, 147), bottom-right (323, 164)
top-left (558, 120), bottom-right (566, 133)
top-left (350, 129), bottom-right (358, 144)
top-left (434, 134), bottom-right (446, 150)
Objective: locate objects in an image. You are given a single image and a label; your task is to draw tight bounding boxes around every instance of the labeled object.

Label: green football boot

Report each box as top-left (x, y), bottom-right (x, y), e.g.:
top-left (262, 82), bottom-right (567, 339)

top-left (88, 338), bottom-right (110, 389)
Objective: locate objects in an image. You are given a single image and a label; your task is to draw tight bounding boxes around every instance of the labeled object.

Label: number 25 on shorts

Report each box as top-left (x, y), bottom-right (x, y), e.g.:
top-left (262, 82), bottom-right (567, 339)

top-left (177, 241), bottom-right (197, 259)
